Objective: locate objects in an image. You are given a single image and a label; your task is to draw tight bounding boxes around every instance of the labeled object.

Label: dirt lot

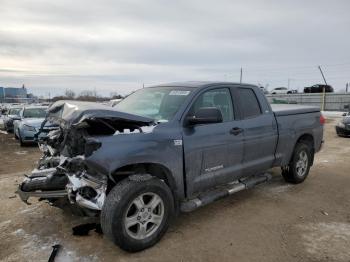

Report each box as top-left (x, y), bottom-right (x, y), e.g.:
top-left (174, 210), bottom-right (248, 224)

top-left (0, 117), bottom-right (350, 262)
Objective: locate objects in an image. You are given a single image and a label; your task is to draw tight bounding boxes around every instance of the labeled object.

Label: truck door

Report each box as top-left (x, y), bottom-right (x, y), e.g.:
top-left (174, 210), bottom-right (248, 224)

top-left (182, 87), bottom-right (244, 197)
top-left (235, 87), bottom-right (278, 176)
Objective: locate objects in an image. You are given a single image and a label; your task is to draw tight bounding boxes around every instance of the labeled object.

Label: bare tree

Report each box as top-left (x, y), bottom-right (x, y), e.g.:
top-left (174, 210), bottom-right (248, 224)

top-left (110, 91), bottom-right (123, 99)
top-left (65, 89), bottom-right (76, 99)
top-left (77, 90), bottom-right (97, 101)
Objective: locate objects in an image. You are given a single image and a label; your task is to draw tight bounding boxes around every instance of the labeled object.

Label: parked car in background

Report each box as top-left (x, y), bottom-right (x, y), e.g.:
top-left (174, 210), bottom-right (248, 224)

top-left (13, 106), bottom-right (51, 146)
top-left (336, 113), bottom-right (350, 137)
top-left (3, 106), bottom-right (23, 132)
top-left (259, 86), bottom-right (269, 94)
top-left (304, 84), bottom-right (334, 93)
top-left (336, 105), bottom-right (350, 137)
top-left (270, 87), bottom-right (296, 94)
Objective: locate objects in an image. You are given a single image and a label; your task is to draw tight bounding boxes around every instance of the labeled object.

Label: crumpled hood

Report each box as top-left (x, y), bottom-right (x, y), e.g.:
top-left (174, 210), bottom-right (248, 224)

top-left (47, 100), bottom-right (155, 127)
top-left (21, 118), bottom-right (45, 128)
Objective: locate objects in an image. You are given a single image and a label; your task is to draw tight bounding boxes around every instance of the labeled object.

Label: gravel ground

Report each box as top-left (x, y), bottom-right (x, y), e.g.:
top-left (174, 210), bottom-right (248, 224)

top-left (0, 116), bottom-right (349, 262)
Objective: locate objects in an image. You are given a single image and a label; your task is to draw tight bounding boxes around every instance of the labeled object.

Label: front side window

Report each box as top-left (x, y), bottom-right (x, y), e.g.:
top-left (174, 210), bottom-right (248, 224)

top-left (237, 88), bottom-right (261, 119)
top-left (115, 87), bottom-right (192, 121)
top-left (23, 108), bottom-right (47, 118)
top-left (190, 88), bottom-right (234, 122)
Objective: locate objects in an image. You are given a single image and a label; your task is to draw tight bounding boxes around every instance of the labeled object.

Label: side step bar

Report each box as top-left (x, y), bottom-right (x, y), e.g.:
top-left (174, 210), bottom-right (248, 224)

top-left (180, 173), bottom-right (272, 212)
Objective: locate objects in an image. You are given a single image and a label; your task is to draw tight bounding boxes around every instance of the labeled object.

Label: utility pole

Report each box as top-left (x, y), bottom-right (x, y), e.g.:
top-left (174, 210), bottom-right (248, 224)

top-left (346, 83), bottom-right (349, 93)
top-left (240, 67), bottom-right (243, 84)
top-left (318, 65), bottom-right (328, 111)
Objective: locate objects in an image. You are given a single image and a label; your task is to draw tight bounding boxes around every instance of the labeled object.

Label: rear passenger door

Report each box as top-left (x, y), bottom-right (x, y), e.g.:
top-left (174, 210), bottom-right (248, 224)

top-left (235, 87), bottom-right (278, 176)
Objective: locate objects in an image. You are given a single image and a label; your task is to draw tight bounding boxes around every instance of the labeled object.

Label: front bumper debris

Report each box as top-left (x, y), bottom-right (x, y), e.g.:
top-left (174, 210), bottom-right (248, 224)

top-left (16, 187), bottom-right (67, 204)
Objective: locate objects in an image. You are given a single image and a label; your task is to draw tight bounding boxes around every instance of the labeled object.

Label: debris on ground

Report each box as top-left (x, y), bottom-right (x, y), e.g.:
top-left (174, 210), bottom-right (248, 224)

top-left (321, 210), bottom-right (329, 216)
top-left (48, 244), bottom-right (61, 262)
top-left (72, 223), bottom-right (103, 236)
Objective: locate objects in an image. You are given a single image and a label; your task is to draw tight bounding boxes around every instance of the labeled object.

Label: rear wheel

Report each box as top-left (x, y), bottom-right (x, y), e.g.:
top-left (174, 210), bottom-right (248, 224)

top-left (101, 175), bottom-right (174, 252)
top-left (282, 142), bottom-right (313, 183)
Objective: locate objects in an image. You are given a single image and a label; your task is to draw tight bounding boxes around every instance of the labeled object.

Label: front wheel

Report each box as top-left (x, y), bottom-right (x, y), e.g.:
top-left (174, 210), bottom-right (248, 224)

top-left (101, 175), bottom-right (174, 252)
top-left (282, 142), bottom-right (313, 183)
top-left (14, 129), bottom-right (19, 140)
top-left (18, 130), bottom-right (25, 146)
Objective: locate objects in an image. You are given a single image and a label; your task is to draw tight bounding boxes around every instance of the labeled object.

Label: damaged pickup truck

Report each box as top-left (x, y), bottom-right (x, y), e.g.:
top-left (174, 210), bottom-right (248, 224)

top-left (17, 82), bottom-right (324, 252)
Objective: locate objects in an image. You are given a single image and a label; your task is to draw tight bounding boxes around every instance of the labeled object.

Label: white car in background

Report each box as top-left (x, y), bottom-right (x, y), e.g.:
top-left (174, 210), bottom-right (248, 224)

top-left (13, 106), bottom-right (48, 146)
top-left (270, 87), bottom-right (290, 94)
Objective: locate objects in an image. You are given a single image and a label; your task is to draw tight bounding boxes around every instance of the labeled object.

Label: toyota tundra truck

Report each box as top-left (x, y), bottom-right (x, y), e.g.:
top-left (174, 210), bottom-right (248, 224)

top-left (17, 81), bottom-right (324, 252)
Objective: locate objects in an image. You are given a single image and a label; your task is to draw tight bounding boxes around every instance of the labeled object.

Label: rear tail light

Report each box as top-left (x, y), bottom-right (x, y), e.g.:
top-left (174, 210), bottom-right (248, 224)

top-left (320, 114), bottom-right (326, 125)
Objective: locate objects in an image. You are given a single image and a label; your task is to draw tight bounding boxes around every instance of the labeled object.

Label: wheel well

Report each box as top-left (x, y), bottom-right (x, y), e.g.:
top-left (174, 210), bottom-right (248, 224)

top-left (109, 163), bottom-right (176, 194)
top-left (297, 134), bottom-right (314, 147)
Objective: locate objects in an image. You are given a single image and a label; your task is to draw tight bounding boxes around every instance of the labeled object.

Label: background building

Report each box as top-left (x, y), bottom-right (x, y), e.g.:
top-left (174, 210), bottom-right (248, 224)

top-left (0, 87), bottom-right (5, 101)
top-left (0, 85), bottom-right (32, 103)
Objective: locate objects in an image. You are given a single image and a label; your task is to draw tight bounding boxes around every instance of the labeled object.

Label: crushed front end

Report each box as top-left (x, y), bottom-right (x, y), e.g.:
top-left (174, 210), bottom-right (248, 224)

top-left (17, 100), bottom-right (155, 216)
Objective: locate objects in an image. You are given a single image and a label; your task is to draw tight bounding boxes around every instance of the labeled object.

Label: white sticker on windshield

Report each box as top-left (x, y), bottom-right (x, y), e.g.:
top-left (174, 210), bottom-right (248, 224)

top-left (169, 90), bottom-right (190, 96)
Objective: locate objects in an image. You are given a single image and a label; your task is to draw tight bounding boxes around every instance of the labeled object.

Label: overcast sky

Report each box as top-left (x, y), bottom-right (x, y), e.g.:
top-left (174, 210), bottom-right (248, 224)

top-left (0, 0), bottom-right (350, 97)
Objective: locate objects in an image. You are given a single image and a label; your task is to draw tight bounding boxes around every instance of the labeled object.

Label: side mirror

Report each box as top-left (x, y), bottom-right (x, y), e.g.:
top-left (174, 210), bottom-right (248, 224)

top-left (187, 107), bottom-right (223, 125)
top-left (342, 113), bottom-right (347, 116)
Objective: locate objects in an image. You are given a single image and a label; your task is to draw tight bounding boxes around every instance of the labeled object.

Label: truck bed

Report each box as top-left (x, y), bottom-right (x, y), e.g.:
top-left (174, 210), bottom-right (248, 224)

top-left (271, 104), bottom-right (320, 116)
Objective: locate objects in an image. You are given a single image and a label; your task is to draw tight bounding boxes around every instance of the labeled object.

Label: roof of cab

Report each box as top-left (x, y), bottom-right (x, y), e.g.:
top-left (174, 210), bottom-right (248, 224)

top-left (149, 81), bottom-right (256, 89)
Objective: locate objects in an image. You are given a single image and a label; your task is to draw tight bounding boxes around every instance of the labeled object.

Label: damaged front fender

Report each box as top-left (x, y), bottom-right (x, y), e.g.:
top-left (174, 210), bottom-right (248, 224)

top-left (16, 100), bottom-right (162, 215)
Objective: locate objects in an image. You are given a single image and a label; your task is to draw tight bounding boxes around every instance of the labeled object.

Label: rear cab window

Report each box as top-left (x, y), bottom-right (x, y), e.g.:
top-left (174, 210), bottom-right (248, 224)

top-left (237, 88), bottom-right (262, 119)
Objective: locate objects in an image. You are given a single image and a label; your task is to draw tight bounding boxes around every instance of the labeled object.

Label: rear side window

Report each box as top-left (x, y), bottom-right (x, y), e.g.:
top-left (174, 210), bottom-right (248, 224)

top-left (238, 88), bottom-right (261, 118)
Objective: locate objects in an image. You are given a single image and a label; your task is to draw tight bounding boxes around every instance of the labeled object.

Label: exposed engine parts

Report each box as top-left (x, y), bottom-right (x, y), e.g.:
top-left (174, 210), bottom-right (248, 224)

top-left (16, 100), bottom-right (156, 215)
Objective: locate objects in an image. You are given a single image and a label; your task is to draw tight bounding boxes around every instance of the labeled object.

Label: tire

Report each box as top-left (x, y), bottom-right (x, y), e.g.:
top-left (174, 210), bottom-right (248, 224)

top-left (15, 129), bottom-right (19, 140)
top-left (282, 142), bottom-right (313, 184)
top-left (18, 131), bottom-right (25, 146)
top-left (101, 175), bottom-right (174, 252)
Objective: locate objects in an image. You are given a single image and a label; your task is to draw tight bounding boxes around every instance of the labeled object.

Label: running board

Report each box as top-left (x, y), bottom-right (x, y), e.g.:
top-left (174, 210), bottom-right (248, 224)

top-left (180, 173), bottom-right (272, 212)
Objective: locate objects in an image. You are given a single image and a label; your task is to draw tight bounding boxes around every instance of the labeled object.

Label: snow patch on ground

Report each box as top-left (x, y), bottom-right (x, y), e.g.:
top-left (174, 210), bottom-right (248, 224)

top-left (322, 111), bottom-right (346, 118)
top-left (18, 205), bottom-right (40, 214)
top-left (0, 220), bottom-right (12, 228)
top-left (15, 151), bottom-right (28, 155)
top-left (265, 183), bottom-right (293, 194)
top-left (298, 222), bottom-right (350, 261)
top-left (11, 228), bottom-right (99, 262)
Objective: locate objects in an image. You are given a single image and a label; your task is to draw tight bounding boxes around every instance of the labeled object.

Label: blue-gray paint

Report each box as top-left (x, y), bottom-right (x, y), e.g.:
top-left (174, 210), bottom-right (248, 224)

top-left (77, 82), bottom-right (323, 200)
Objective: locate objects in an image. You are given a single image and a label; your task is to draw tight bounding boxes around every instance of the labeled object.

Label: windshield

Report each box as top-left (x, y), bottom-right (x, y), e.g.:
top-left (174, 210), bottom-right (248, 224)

top-left (23, 108), bottom-right (47, 118)
top-left (114, 87), bottom-right (192, 121)
top-left (8, 108), bottom-right (21, 115)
